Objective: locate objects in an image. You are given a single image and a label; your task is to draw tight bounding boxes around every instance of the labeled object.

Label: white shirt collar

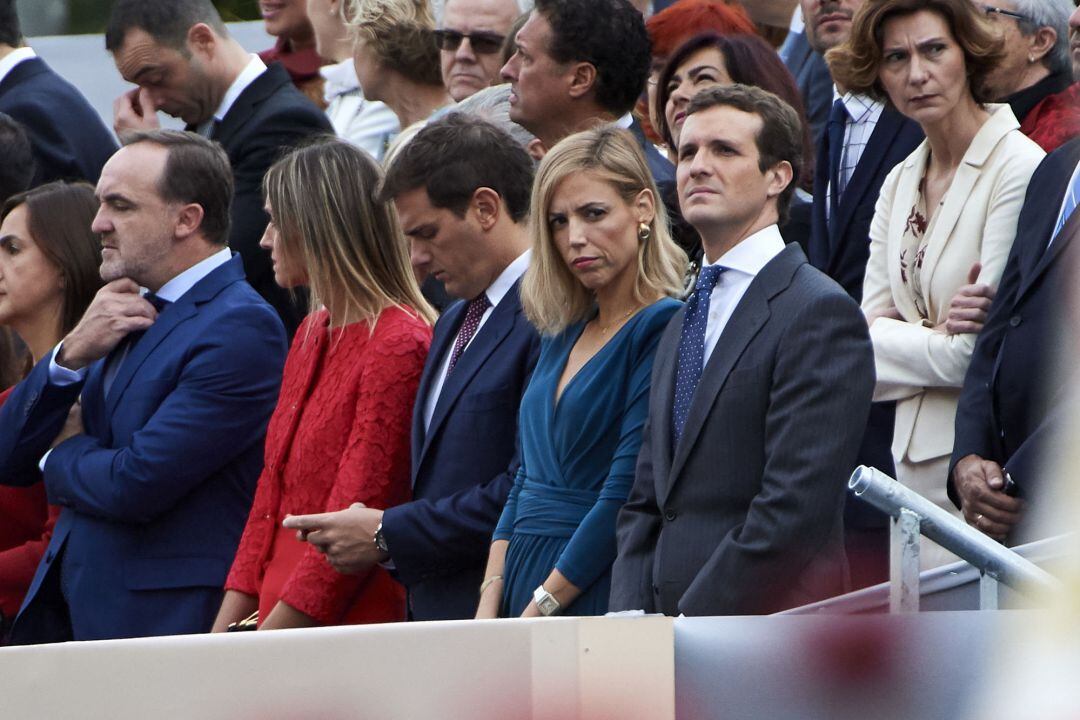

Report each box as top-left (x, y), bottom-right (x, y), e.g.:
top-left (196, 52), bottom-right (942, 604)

top-left (704, 224), bottom-right (785, 275)
top-left (484, 250), bottom-right (531, 307)
top-left (153, 248), bottom-right (233, 303)
top-left (213, 55), bottom-right (267, 122)
top-left (320, 59), bottom-right (361, 101)
top-left (0, 47), bottom-right (36, 86)
top-left (614, 113), bottom-right (634, 130)
top-left (831, 85), bottom-right (882, 122)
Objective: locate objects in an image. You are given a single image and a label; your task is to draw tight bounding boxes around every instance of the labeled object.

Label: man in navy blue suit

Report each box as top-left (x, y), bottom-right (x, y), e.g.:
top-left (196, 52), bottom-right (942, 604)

top-left (949, 138), bottom-right (1080, 542)
top-left (800, 0), bottom-right (923, 588)
top-left (0, 130), bottom-right (287, 643)
top-left (284, 115), bottom-right (540, 621)
top-left (0, 1), bottom-right (117, 186)
top-left (105, 0), bottom-right (332, 336)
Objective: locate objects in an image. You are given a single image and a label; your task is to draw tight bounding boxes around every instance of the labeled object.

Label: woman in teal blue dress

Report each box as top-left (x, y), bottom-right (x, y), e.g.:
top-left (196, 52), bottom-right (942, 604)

top-left (475, 126), bottom-right (687, 618)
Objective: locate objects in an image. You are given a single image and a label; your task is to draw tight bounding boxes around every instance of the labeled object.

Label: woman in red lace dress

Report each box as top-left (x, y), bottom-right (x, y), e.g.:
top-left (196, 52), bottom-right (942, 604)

top-left (212, 139), bottom-right (433, 631)
top-left (0, 182), bottom-right (102, 634)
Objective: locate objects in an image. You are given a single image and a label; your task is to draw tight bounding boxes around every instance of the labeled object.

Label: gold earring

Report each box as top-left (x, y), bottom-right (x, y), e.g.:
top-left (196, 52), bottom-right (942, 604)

top-left (638, 221), bottom-right (651, 242)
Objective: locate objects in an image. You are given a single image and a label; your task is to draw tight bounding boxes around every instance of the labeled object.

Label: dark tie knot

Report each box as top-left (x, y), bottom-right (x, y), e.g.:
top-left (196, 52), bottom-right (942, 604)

top-left (694, 265), bottom-right (725, 296)
top-left (143, 292), bottom-right (170, 313)
top-left (828, 98), bottom-right (849, 127)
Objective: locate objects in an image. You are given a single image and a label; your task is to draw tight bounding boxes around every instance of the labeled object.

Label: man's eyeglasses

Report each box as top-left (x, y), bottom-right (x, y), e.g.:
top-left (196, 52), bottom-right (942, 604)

top-left (977, 4), bottom-right (1031, 22)
top-left (433, 29), bottom-right (506, 55)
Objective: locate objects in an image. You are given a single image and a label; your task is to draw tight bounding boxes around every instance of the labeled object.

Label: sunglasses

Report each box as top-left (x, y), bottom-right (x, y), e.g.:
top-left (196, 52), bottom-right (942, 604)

top-left (433, 29), bottom-right (506, 55)
top-left (977, 4), bottom-right (1031, 22)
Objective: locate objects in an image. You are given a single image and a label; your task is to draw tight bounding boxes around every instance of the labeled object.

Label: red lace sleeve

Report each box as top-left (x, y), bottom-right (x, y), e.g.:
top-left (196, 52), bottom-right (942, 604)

top-left (279, 311), bottom-right (430, 623)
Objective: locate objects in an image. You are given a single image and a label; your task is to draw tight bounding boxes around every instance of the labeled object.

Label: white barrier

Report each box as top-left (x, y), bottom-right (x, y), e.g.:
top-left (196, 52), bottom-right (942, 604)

top-left (0, 616), bottom-right (674, 720)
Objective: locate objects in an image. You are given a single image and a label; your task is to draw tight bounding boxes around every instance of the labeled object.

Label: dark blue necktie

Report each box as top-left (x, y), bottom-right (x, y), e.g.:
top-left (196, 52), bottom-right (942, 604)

top-left (672, 265), bottom-right (725, 444)
top-left (103, 292), bottom-right (171, 395)
top-left (827, 98), bottom-right (848, 212)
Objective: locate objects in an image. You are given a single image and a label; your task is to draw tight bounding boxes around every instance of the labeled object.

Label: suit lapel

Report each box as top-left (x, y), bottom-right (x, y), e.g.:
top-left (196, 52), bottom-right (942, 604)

top-left (420, 291), bottom-right (518, 462)
top-left (1022, 205), bottom-right (1080, 299)
top-left (411, 300), bottom-right (467, 473)
top-left (1018, 145), bottom-right (1080, 299)
top-left (650, 308), bottom-right (683, 506)
top-left (212, 65), bottom-right (290, 147)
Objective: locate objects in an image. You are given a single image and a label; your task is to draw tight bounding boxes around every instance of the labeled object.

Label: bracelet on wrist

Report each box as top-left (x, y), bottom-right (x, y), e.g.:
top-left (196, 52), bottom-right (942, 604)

top-left (479, 575), bottom-right (503, 596)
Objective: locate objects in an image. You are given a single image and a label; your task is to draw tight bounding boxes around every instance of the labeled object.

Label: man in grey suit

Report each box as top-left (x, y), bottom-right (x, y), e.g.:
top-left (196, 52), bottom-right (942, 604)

top-left (609, 85), bottom-right (875, 616)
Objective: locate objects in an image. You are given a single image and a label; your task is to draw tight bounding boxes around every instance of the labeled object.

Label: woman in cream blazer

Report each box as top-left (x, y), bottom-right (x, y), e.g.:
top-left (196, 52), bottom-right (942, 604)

top-left (829, 0), bottom-right (1044, 567)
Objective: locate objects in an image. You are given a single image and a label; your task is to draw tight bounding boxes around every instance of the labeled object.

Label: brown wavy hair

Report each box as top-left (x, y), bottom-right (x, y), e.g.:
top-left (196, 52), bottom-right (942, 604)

top-left (827, 0), bottom-right (1006, 105)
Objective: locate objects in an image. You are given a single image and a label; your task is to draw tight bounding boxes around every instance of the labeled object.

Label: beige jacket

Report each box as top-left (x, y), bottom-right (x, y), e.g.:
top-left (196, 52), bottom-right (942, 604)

top-left (862, 104), bottom-right (1044, 464)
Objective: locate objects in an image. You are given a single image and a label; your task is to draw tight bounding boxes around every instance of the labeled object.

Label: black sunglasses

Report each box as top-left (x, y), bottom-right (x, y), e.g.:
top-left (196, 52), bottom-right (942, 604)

top-left (433, 29), bottom-right (506, 55)
top-left (978, 4), bottom-right (1031, 22)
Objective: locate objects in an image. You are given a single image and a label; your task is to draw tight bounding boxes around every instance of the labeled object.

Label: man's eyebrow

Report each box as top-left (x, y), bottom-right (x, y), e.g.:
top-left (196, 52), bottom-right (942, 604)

top-left (402, 222), bottom-right (435, 236)
top-left (99, 192), bottom-right (133, 205)
top-left (129, 64), bottom-right (162, 83)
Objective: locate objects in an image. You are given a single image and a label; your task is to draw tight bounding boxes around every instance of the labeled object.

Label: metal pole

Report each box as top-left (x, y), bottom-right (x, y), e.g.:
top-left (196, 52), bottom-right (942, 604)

top-left (849, 466), bottom-right (1061, 597)
top-left (890, 509), bottom-right (921, 612)
top-left (979, 573), bottom-right (1000, 610)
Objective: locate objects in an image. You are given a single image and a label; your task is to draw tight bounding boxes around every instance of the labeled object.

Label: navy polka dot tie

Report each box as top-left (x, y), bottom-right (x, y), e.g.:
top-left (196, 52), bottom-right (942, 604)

top-left (672, 265), bottom-right (725, 444)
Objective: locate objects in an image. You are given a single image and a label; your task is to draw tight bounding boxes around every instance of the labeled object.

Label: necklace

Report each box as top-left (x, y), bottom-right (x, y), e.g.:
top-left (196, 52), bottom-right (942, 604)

top-left (594, 306), bottom-right (640, 336)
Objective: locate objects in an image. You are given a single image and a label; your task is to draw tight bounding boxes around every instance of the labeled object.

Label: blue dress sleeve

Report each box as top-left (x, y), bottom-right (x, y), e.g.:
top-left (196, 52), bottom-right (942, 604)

top-left (493, 465), bottom-right (526, 541)
top-left (554, 302), bottom-right (675, 591)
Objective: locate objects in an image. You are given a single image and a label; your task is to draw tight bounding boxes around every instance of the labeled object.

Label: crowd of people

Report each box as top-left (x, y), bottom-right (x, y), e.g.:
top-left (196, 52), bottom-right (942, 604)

top-left (0, 0), bottom-right (1076, 644)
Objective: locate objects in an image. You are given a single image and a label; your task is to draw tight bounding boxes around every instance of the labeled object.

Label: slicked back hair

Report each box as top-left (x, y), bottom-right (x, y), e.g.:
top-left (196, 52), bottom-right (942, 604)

top-left (533, 0), bottom-right (652, 116)
top-left (381, 114), bottom-right (534, 223)
top-left (121, 130), bottom-right (234, 245)
top-left (105, 0), bottom-right (228, 53)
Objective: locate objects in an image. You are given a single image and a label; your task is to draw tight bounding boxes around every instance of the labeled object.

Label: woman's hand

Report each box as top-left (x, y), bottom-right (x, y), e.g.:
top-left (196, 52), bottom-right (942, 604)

top-left (518, 569), bottom-right (581, 618)
top-left (475, 540), bottom-right (509, 619)
top-left (258, 600), bottom-right (319, 630)
top-left (210, 589), bottom-right (258, 633)
top-left (938, 262), bottom-right (995, 335)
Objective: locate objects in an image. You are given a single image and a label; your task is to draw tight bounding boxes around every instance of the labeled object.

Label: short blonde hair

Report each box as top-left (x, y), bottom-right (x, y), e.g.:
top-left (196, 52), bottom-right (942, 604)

top-left (263, 138), bottom-right (435, 330)
top-left (522, 126), bottom-right (687, 336)
top-left (348, 0), bottom-right (443, 87)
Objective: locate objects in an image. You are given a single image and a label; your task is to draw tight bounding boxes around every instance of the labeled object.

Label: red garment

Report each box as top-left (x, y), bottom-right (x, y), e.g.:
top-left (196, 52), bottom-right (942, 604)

top-left (259, 37), bottom-right (327, 109)
top-left (1020, 82), bottom-right (1080, 153)
top-left (225, 307), bottom-right (431, 625)
top-left (0, 388), bottom-right (60, 619)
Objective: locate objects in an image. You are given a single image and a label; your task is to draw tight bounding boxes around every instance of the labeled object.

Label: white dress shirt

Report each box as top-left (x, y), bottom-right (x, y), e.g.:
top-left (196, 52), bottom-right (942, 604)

top-left (0, 46), bottom-right (35, 86)
top-left (422, 250), bottom-right (530, 431)
top-left (701, 225), bottom-right (786, 366)
top-left (195, 55), bottom-right (267, 137)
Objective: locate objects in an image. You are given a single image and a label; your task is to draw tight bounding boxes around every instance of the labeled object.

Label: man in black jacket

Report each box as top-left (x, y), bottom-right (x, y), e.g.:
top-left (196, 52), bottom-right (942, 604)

top-left (106, 0), bottom-right (332, 336)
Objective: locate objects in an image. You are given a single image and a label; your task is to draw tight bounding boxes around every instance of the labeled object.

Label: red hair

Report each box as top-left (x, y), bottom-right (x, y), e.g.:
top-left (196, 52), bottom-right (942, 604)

top-left (646, 0), bottom-right (757, 58)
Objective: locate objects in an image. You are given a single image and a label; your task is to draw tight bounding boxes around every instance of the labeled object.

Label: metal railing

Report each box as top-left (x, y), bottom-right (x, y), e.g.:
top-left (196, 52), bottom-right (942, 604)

top-left (848, 465), bottom-right (1062, 612)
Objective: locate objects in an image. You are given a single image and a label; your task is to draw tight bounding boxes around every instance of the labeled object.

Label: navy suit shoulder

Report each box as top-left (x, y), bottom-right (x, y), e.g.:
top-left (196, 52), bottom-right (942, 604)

top-left (213, 63), bottom-right (333, 336)
top-left (949, 138), bottom-right (1080, 512)
top-left (0, 57), bottom-right (117, 185)
top-left (380, 282), bottom-right (541, 620)
top-left (6, 255), bottom-right (287, 643)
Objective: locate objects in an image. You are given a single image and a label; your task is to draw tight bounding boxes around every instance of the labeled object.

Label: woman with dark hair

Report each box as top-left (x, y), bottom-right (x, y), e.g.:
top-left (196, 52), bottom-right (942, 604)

top-left (655, 32), bottom-right (815, 258)
top-left (0, 181), bottom-right (102, 635)
top-left (213, 139), bottom-right (432, 631)
top-left (829, 0), bottom-right (1044, 567)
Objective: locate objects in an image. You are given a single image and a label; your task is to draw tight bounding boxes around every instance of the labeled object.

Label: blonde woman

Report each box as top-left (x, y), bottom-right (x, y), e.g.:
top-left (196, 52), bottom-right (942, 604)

top-left (213, 139), bottom-right (433, 631)
top-left (476, 126), bottom-right (686, 619)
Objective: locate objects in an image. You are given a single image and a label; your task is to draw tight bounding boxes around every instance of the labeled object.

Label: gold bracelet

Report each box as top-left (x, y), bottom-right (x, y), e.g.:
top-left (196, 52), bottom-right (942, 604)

top-left (479, 575), bottom-right (503, 596)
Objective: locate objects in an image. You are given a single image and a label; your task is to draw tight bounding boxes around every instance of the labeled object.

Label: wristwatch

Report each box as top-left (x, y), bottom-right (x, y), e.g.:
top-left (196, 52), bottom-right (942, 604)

top-left (373, 521), bottom-right (389, 555)
top-left (533, 585), bottom-right (562, 616)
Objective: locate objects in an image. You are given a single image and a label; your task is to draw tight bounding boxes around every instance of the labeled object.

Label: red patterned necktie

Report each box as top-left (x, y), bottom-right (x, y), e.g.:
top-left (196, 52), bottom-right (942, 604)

top-left (447, 293), bottom-right (492, 373)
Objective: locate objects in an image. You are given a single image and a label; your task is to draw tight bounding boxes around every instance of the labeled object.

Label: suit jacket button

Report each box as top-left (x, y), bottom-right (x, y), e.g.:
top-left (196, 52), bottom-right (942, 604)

top-left (664, 509), bottom-right (677, 522)
top-left (1009, 315), bottom-right (1022, 327)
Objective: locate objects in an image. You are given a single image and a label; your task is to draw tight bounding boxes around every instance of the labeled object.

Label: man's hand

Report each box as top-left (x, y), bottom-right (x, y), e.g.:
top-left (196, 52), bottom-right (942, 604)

top-left (953, 454), bottom-right (1023, 540)
top-left (283, 503), bottom-right (387, 574)
top-left (942, 262), bottom-right (995, 335)
top-left (56, 280), bottom-right (158, 371)
top-left (50, 401), bottom-right (83, 449)
top-left (113, 87), bottom-right (161, 135)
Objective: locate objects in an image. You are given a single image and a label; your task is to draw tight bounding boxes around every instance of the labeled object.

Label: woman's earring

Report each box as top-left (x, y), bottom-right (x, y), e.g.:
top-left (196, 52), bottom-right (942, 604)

top-left (638, 221), bottom-right (651, 242)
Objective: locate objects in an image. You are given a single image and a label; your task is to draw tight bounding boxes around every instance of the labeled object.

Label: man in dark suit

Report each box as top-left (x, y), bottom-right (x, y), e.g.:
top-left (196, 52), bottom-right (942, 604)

top-left (500, 0), bottom-right (683, 238)
top-left (0, 1), bottom-right (117, 186)
top-left (800, 0), bottom-right (924, 587)
top-left (105, 0), bottom-right (332, 336)
top-left (610, 85), bottom-right (874, 616)
top-left (0, 131), bottom-right (287, 643)
top-left (949, 138), bottom-right (1080, 542)
top-left (283, 116), bottom-right (540, 621)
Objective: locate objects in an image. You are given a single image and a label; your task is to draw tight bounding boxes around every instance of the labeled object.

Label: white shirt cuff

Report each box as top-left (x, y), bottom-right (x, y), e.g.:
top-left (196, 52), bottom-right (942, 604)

top-left (48, 342), bottom-right (87, 386)
top-left (39, 448), bottom-right (53, 473)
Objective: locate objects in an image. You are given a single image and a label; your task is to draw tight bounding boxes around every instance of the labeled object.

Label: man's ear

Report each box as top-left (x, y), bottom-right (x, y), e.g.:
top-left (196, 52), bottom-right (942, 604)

top-left (765, 160), bottom-right (793, 199)
top-left (173, 203), bottom-right (206, 242)
top-left (471, 187), bottom-right (502, 231)
top-left (567, 62), bottom-right (598, 100)
top-left (187, 23), bottom-right (217, 58)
